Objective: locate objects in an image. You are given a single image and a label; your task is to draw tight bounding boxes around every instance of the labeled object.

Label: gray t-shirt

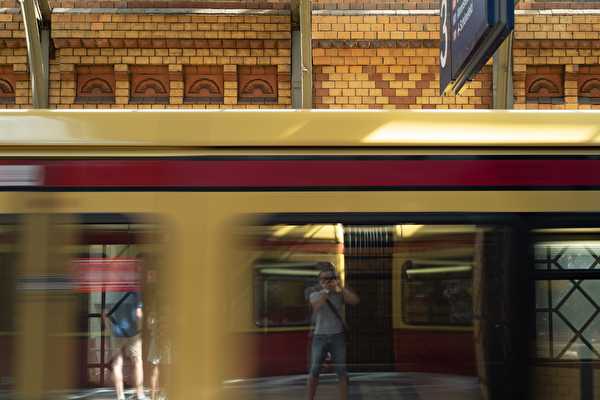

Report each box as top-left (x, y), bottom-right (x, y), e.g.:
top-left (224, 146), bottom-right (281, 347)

top-left (309, 291), bottom-right (345, 335)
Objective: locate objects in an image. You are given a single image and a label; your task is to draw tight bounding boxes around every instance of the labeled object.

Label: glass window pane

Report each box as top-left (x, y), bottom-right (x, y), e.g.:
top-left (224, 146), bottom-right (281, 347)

top-left (254, 264), bottom-right (319, 327)
top-left (403, 266), bottom-right (473, 326)
top-left (88, 318), bottom-right (103, 365)
top-left (533, 232), bottom-right (600, 271)
top-left (67, 218), bottom-right (169, 397)
top-left (535, 281), bottom-right (549, 309)
top-left (550, 280), bottom-right (573, 308)
top-left (553, 313), bottom-right (574, 359)
top-left (536, 279), bottom-right (600, 361)
top-left (557, 288), bottom-right (596, 330)
top-left (557, 246), bottom-right (597, 270)
top-left (583, 313), bottom-right (600, 355)
top-left (536, 311), bottom-right (550, 358)
top-left (233, 223), bottom-right (483, 400)
top-left (89, 291), bottom-right (102, 315)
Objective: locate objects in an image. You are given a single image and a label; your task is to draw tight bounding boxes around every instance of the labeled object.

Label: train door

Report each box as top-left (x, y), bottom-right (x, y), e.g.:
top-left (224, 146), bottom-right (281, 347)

top-left (529, 222), bottom-right (600, 400)
top-left (472, 225), bottom-right (529, 400)
top-left (0, 215), bottom-right (19, 395)
top-left (230, 217), bottom-right (526, 400)
top-left (59, 214), bottom-right (165, 392)
top-left (344, 226), bottom-right (395, 372)
top-left (72, 216), bottom-right (155, 388)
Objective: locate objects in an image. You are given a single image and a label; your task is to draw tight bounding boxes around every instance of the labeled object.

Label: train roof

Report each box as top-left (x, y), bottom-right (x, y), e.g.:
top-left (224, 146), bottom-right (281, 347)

top-left (0, 109), bottom-right (599, 148)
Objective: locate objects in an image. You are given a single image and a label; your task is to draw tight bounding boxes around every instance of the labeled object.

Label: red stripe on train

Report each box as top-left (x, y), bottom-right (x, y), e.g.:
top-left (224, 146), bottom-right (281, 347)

top-left (0, 159), bottom-right (598, 187)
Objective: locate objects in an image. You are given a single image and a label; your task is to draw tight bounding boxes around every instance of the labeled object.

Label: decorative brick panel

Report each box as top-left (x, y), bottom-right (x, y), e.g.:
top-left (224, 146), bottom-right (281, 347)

top-left (76, 64), bottom-right (115, 104)
top-left (238, 65), bottom-right (278, 104)
top-left (129, 65), bottom-right (169, 104)
top-left (0, 65), bottom-right (16, 104)
top-left (312, 47), bottom-right (491, 110)
top-left (525, 65), bottom-right (564, 103)
top-left (312, 0), bottom-right (438, 9)
top-left (578, 65), bottom-right (600, 103)
top-left (183, 65), bottom-right (224, 104)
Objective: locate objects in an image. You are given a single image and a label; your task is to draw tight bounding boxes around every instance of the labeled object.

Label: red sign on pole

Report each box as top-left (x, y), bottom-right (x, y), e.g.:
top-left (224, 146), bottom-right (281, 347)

top-left (73, 258), bottom-right (141, 292)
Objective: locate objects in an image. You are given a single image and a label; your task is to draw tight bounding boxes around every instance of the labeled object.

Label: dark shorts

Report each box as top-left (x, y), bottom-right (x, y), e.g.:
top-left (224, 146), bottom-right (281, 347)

top-left (308, 333), bottom-right (347, 379)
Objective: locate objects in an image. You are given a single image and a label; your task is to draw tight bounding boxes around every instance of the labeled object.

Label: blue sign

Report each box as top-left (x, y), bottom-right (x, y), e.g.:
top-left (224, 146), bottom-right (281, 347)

top-left (440, 0), bottom-right (514, 95)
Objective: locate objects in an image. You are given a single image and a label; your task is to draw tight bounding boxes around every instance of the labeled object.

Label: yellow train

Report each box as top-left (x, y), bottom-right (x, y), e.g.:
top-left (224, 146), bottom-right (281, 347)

top-left (0, 110), bottom-right (600, 400)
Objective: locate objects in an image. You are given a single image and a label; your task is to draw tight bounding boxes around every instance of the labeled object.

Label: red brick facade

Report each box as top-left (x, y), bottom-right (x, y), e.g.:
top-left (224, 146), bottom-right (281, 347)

top-left (0, 1), bottom-right (600, 109)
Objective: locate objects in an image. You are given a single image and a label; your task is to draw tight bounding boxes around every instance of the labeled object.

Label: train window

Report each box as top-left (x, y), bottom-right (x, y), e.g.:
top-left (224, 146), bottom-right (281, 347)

top-left (402, 261), bottom-right (473, 326)
top-left (230, 222), bottom-right (482, 400)
top-left (534, 229), bottom-right (600, 360)
top-left (64, 216), bottom-right (169, 399)
top-left (254, 262), bottom-right (319, 327)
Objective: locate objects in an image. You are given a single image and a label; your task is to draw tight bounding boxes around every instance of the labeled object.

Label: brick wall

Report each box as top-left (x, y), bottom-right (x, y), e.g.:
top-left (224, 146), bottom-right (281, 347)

top-left (513, 11), bottom-right (600, 109)
top-left (312, 13), bottom-right (490, 109)
top-left (1, 2), bottom-right (600, 109)
top-left (0, 10), bottom-right (30, 108)
top-left (48, 11), bottom-right (291, 108)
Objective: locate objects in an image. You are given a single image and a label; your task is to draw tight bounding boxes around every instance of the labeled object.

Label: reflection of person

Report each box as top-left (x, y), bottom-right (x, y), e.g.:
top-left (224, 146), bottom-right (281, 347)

top-left (307, 267), bottom-right (359, 400)
top-left (147, 311), bottom-right (171, 400)
top-left (103, 291), bottom-right (146, 400)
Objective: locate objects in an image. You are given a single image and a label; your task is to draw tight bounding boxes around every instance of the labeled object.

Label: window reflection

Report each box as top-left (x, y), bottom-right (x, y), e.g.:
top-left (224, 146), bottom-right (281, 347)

top-left (534, 232), bottom-right (600, 361)
top-left (254, 262), bottom-right (319, 327)
top-left (403, 262), bottom-right (473, 326)
top-left (232, 222), bottom-right (482, 400)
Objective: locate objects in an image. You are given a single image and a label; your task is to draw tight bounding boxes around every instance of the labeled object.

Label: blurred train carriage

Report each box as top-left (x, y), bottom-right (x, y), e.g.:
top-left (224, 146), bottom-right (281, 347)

top-left (0, 110), bottom-right (600, 400)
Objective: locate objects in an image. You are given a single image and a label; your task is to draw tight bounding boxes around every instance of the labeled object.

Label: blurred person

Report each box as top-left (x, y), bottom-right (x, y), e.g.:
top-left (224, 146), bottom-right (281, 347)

top-left (307, 265), bottom-right (359, 400)
top-left (103, 290), bottom-right (146, 400)
top-left (147, 310), bottom-right (171, 400)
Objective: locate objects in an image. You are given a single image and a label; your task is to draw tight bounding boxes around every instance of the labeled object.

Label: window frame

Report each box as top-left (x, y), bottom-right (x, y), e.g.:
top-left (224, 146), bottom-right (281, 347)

top-left (253, 261), bottom-right (320, 328)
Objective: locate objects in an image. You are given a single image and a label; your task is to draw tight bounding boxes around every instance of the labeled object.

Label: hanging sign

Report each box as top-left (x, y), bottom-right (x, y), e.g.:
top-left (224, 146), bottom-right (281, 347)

top-left (440, 0), bottom-right (514, 95)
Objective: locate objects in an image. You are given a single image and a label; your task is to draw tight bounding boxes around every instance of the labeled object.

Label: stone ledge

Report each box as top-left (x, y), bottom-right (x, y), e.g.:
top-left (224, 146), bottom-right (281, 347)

top-left (516, 9), bottom-right (600, 14)
top-left (312, 8), bottom-right (600, 16)
top-left (514, 39), bottom-right (600, 49)
top-left (314, 39), bottom-right (438, 48)
top-left (313, 9), bottom-right (438, 15)
top-left (52, 37), bottom-right (291, 48)
top-left (52, 7), bottom-right (290, 14)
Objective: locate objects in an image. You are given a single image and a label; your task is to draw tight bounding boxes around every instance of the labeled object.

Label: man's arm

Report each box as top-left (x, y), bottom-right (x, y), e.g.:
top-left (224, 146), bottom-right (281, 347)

top-left (340, 286), bottom-right (360, 305)
top-left (310, 289), bottom-right (330, 312)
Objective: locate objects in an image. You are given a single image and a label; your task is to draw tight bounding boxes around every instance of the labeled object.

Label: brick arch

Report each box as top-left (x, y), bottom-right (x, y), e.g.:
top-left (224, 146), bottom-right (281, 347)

top-left (0, 66), bottom-right (17, 105)
top-left (241, 79), bottom-right (275, 96)
top-left (75, 65), bottom-right (115, 104)
top-left (0, 79), bottom-right (14, 95)
top-left (133, 78), bottom-right (168, 96)
top-left (580, 78), bottom-right (600, 97)
top-left (80, 78), bottom-right (114, 95)
top-left (189, 78), bottom-right (221, 96)
top-left (527, 77), bottom-right (561, 97)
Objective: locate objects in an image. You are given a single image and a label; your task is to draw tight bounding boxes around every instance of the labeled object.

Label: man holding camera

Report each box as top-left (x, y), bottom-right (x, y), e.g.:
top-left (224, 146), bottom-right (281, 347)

top-left (307, 266), bottom-right (360, 400)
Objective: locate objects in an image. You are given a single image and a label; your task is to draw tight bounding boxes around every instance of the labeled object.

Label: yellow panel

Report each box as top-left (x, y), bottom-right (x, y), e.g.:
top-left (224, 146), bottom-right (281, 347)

top-left (0, 110), bottom-right (600, 148)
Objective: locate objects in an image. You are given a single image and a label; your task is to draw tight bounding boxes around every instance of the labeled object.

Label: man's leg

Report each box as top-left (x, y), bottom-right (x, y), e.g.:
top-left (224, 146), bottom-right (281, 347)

top-left (130, 336), bottom-right (146, 399)
top-left (112, 353), bottom-right (125, 400)
top-left (307, 376), bottom-right (319, 400)
top-left (307, 336), bottom-right (327, 400)
top-left (330, 334), bottom-right (348, 400)
top-left (150, 364), bottom-right (159, 400)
